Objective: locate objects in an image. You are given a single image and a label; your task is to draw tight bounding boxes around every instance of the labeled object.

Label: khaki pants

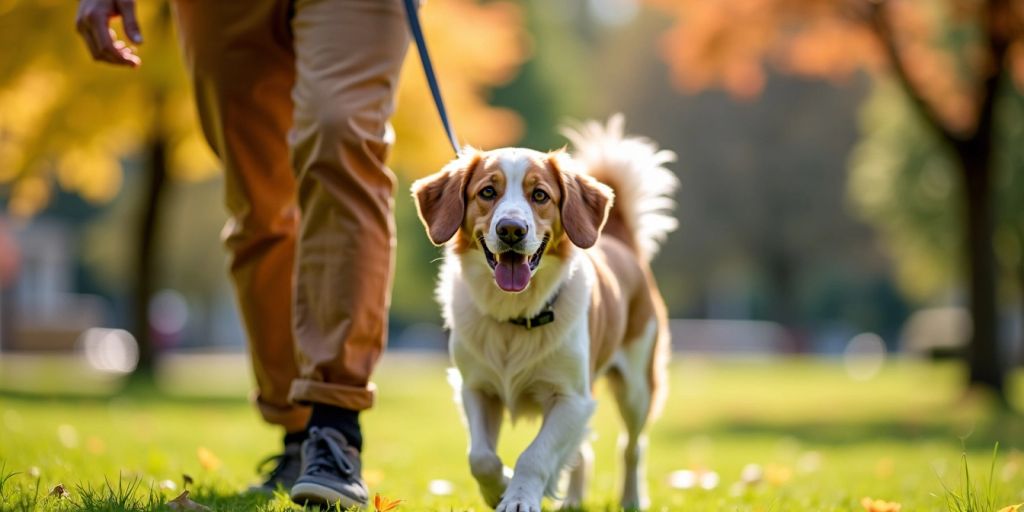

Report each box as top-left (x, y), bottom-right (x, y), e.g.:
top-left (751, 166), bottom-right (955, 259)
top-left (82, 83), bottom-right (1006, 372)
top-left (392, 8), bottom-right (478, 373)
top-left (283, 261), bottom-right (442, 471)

top-left (173, 0), bottom-right (409, 432)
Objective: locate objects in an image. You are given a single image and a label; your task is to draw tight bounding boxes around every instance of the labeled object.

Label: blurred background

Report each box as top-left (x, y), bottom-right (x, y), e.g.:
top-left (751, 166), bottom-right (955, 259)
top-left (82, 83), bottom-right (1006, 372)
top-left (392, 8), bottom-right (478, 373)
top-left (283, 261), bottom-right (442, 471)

top-left (1, 0), bottom-right (1023, 407)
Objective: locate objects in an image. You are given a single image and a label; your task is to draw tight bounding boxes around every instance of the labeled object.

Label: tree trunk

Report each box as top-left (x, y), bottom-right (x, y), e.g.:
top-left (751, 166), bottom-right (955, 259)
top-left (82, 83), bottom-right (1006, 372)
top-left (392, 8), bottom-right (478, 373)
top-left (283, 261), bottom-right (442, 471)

top-left (958, 150), bottom-right (1006, 403)
top-left (132, 132), bottom-right (169, 382)
top-left (1018, 228), bottom-right (1024, 368)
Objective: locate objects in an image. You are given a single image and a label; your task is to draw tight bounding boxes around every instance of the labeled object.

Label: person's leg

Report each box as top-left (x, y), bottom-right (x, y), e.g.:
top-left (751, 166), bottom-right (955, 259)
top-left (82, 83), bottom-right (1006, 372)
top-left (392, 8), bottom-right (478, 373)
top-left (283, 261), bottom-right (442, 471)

top-left (286, 0), bottom-right (409, 505)
top-left (172, 0), bottom-right (310, 455)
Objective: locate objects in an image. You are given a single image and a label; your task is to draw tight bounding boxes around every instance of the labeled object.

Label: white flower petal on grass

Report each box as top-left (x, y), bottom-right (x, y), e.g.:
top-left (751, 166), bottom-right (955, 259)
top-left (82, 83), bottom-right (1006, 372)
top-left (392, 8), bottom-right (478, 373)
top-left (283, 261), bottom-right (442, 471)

top-left (428, 479), bottom-right (454, 496)
top-left (740, 464), bottom-right (763, 485)
top-left (159, 480), bottom-right (177, 491)
top-left (698, 471), bottom-right (719, 490)
top-left (668, 470), bottom-right (696, 490)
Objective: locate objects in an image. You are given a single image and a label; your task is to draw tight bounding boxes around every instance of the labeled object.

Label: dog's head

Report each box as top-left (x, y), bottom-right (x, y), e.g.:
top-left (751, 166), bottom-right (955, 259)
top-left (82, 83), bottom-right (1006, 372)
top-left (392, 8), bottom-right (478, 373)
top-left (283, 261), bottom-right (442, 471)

top-left (412, 148), bottom-right (613, 293)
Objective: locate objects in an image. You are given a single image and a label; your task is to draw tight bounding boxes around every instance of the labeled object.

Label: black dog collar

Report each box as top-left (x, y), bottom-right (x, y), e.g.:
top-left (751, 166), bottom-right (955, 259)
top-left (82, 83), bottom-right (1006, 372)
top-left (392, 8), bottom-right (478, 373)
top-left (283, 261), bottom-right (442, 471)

top-left (508, 290), bottom-right (560, 330)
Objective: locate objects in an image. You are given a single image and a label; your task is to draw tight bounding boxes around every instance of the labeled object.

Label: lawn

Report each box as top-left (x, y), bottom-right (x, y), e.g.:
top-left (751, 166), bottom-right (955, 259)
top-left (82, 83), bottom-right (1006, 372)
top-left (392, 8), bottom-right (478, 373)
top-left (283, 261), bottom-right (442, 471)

top-left (1, 354), bottom-right (1023, 511)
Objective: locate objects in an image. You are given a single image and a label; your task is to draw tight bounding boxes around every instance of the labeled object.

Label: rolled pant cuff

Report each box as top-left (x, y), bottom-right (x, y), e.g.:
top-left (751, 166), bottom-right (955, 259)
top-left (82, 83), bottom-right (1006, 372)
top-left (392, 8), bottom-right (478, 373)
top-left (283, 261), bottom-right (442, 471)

top-left (289, 379), bottom-right (377, 411)
top-left (256, 396), bottom-right (311, 433)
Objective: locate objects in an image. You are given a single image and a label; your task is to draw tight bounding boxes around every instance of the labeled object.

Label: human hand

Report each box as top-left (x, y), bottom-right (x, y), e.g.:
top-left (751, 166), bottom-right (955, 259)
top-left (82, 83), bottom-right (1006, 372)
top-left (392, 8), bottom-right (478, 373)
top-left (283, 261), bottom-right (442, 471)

top-left (75, 0), bottom-right (143, 67)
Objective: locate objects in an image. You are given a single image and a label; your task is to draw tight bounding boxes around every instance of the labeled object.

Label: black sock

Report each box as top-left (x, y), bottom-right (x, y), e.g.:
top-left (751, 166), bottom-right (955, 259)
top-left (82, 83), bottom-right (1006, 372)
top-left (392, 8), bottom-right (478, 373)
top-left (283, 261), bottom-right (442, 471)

top-left (307, 404), bottom-right (362, 452)
top-left (283, 430), bottom-right (308, 447)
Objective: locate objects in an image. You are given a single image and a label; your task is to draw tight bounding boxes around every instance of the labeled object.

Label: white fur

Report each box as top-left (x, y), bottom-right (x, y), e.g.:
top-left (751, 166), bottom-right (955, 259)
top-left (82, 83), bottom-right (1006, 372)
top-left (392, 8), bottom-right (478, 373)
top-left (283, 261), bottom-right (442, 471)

top-left (484, 150), bottom-right (547, 271)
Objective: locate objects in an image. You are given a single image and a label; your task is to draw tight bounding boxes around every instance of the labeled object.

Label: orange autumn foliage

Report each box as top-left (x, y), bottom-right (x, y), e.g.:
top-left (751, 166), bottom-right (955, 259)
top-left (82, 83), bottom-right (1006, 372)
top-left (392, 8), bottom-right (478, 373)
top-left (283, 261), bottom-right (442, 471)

top-left (646, 0), bottom-right (1024, 135)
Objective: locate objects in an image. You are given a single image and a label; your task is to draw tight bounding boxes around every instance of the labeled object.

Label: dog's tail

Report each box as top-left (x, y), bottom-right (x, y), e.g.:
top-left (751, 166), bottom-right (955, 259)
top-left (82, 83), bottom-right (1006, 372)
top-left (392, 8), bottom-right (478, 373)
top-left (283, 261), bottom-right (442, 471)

top-left (560, 114), bottom-right (679, 262)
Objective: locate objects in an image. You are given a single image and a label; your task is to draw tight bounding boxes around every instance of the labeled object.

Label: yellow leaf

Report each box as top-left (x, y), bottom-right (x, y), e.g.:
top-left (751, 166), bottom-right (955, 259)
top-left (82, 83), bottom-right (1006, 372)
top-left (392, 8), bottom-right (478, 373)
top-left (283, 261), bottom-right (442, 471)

top-left (861, 497), bottom-right (902, 512)
top-left (196, 446), bottom-right (221, 471)
top-left (998, 505), bottom-right (1023, 512)
top-left (374, 493), bottom-right (403, 512)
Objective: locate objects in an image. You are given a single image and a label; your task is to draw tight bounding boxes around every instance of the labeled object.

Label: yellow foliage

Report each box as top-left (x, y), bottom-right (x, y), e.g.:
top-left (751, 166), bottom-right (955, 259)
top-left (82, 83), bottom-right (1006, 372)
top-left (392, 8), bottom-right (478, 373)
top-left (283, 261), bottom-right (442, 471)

top-left (391, 0), bottom-right (528, 175)
top-left (0, 0), bottom-right (527, 214)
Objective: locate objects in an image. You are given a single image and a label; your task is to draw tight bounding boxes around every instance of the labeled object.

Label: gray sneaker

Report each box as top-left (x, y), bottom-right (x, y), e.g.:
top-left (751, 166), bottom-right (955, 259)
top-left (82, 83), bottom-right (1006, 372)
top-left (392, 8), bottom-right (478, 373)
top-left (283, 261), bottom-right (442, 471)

top-left (248, 442), bottom-right (303, 494)
top-left (289, 426), bottom-right (368, 508)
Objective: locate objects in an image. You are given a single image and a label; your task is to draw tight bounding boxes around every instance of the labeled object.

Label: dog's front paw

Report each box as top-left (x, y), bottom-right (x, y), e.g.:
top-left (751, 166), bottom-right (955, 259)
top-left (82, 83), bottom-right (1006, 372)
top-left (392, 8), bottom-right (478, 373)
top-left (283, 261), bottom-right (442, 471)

top-left (495, 487), bottom-right (541, 512)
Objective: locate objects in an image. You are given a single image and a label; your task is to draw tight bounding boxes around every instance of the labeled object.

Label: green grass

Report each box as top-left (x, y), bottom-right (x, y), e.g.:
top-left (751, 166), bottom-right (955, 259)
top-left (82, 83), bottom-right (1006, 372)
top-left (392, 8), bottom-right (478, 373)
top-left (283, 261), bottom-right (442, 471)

top-left (2, 355), bottom-right (1024, 511)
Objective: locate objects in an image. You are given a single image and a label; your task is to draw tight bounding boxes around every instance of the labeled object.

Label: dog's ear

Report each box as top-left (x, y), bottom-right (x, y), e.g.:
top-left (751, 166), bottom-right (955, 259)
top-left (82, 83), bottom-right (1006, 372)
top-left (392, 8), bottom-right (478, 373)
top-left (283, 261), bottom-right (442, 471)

top-left (411, 151), bottom-right (481, 245)
top-left (550, 152), bottom-right (613, 249)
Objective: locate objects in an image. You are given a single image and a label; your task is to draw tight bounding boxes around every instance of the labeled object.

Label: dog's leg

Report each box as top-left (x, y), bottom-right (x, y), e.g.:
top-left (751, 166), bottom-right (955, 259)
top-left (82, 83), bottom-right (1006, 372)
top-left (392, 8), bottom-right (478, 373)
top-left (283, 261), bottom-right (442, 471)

top-left (561, 438), bottom-right (593, 509)
top-left (609, 322), bottom-right (658, 511)
top-left (463, 387), bottom-right (510, 508)
top-left (497, 394), bottom-right (595, 512)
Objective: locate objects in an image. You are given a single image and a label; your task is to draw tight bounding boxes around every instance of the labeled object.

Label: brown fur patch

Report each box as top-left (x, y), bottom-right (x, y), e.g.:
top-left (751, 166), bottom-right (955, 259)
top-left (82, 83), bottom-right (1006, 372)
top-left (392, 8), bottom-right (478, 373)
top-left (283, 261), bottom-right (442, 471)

top-left (549, 154), bottom-right (613, 249)
top-left (411, 152), bottom-right (481, 245)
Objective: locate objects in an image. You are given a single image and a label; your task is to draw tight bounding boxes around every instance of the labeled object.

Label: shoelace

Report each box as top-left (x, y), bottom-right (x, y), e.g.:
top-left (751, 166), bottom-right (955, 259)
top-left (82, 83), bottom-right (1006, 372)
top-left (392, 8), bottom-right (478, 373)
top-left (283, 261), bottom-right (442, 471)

top-left (304, 427), bottom-right (355, 477)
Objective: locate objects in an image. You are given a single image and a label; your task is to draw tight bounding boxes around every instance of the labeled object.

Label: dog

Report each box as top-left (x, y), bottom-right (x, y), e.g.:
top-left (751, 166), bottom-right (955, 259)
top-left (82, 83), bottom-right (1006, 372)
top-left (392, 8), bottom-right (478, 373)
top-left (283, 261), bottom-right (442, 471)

top-left (411, 115), bottom-right (677, 511)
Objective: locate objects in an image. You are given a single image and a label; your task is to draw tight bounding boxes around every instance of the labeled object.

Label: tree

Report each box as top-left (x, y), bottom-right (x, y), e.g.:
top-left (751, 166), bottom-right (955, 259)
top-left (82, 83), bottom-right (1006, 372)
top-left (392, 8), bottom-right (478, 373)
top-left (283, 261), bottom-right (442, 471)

top-left (849, 81), bottom-right (1024, 357)
top-left (0, 0), bottom-right (527, 376)
top-left (648, 0), bottom-right (1024, 403)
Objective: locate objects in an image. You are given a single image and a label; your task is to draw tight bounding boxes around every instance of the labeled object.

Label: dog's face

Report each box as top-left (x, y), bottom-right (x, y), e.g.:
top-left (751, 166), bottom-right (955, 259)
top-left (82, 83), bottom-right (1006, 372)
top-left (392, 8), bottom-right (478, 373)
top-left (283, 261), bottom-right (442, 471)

top-left (412, 148), bottom-right (613, 293)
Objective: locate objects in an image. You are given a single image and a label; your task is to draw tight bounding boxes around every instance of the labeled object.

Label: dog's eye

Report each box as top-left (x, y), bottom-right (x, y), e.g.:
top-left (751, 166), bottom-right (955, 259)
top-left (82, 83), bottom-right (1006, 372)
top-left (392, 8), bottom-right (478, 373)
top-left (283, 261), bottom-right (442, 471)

top-left (479, 186), bottom-right (497, 200)
top-left (532, 189), bottom-right (549, 203)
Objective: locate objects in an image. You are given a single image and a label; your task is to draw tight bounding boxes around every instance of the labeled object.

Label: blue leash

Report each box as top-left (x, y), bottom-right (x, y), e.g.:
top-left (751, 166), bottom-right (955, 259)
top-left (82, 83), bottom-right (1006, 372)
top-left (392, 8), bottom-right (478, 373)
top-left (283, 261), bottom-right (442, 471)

top-left (402, 0), bottom-right (461, 156)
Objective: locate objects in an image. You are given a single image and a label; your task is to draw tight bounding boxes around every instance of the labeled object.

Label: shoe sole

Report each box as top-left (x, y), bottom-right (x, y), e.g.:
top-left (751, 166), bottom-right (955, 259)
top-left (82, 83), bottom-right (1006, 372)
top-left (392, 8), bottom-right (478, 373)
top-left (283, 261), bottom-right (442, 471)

top-left (290, 482), bottom-right (366, 509)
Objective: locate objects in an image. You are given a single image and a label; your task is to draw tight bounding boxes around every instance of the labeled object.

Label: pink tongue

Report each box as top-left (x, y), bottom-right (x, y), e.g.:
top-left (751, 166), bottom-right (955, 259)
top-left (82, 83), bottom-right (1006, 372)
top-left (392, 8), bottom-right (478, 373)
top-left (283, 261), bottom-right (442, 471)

top-left (494, 253), bottom-right (531, 292)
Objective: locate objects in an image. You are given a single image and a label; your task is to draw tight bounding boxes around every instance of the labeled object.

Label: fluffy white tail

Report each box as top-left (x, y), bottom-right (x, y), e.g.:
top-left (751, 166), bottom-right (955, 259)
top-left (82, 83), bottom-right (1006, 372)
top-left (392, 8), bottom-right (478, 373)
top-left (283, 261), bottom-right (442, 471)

top-left (561, 114), bottom-right (679, 261)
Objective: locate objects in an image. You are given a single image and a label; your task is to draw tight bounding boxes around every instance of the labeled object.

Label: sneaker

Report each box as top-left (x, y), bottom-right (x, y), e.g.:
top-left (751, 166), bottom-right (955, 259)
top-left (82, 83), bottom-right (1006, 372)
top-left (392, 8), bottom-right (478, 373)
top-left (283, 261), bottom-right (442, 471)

top-left (247, 442), bottom-right (302, 494)
top-left (289, 426), bottom-right (368, 508)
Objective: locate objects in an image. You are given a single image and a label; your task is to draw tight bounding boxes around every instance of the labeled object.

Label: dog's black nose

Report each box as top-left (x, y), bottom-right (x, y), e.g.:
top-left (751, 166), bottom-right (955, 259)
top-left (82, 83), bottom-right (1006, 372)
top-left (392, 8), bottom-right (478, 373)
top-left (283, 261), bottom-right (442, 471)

top-left (496, 218), bottom-right (528, 245)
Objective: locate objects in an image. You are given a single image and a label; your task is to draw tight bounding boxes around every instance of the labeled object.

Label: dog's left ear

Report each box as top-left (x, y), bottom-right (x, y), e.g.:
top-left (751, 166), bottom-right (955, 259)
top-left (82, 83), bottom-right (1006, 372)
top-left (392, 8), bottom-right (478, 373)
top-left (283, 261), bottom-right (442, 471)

top-left (411, 151), bottom-right (481, 245)
top-left (550, 152), bottom-right (614, 249)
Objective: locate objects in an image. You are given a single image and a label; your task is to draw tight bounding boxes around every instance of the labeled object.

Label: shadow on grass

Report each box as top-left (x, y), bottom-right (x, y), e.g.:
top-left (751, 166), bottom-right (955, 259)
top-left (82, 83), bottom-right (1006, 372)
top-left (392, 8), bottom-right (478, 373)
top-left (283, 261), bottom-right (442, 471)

top-left (0, 383), bottom-right (248, 409)
top-left (661, 410), bottom-right (1024, 451)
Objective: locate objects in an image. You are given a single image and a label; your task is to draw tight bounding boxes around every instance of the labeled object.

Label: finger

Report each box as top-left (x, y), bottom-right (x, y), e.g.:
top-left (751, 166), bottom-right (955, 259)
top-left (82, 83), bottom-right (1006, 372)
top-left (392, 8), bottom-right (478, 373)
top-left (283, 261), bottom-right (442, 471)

top-left (114, 0), bottom-right (143, 44)
top-left (110, 28), bottom-right (142, 66)
top-left (86, 12), bottom-right (119, 62)
top-left (112, 40), bottom-right (142, 66)
top-left (92, 23), bottom-right (134, 66)
top-left (76, 12), bottom-right (105, 60)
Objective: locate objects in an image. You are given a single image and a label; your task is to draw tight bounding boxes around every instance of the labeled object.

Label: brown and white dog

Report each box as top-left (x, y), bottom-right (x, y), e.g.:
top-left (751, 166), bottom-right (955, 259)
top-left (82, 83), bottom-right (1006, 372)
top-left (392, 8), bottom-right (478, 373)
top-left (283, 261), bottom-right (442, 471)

top-left (412, 116), bottom-right (676, 511)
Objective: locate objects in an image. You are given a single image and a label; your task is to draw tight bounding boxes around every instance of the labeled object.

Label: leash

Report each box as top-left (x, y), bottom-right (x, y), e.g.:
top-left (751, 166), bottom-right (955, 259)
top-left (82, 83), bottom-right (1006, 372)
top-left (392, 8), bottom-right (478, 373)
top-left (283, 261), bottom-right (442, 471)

top-left (402, 0), bottom-right (461, 156)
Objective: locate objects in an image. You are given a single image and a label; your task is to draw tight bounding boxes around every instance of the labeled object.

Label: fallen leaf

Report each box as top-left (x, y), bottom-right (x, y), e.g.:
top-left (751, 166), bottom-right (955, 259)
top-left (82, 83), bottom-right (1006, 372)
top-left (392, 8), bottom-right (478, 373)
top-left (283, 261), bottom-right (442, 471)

top-left (373, 493), bottom-right (402, 512)
top-left (86, 436), bottom-right (106, 455)
top-left (998, 504), bottom-right (1022, 512)
top-left (48, 484), bottom-right (69, 499)
top-left (196, 447), bottom-right (221, 471)
top-left (764, 464), bottom-right (792, 486)
top-left (861, 497), bottom-right (902, 512)
top-left (166, 490), bottom-right (212, 511)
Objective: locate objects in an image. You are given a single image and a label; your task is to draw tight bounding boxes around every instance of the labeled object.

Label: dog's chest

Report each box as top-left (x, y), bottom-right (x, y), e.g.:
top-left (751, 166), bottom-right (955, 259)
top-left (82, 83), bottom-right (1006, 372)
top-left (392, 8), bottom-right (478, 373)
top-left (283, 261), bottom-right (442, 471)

top-left (453, 319), bottom-right (588, 418)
